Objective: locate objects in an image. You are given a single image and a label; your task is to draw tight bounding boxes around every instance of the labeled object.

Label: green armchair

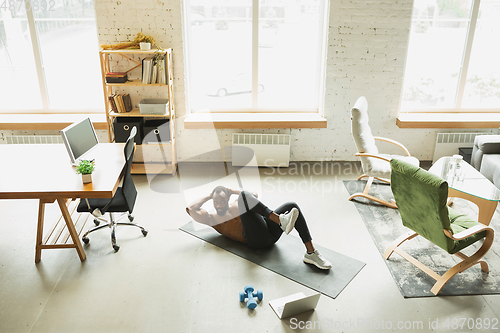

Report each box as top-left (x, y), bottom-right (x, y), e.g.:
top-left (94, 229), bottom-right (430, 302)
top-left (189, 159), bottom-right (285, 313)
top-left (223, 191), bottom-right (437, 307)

top-left (383, 158), bottom-right (494, 295)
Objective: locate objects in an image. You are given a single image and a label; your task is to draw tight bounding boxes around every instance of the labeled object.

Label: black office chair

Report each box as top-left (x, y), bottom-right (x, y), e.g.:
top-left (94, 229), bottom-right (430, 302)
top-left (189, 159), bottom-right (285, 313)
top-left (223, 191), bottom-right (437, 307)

top-left (77, 127), bottom-right (147, 252)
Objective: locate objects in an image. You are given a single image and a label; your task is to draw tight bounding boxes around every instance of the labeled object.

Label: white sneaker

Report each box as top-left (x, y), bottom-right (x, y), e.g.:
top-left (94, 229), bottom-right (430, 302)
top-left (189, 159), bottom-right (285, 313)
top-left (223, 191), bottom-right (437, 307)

top-left (279, 208), bottom-right (299, 235)
top-left (303, 250), bottom-right (332, 270)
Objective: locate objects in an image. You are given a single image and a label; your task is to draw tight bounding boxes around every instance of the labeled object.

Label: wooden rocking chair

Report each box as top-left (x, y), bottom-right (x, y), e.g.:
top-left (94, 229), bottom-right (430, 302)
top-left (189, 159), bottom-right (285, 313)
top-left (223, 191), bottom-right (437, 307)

top-left (349, 96), bottom-right (419, 209)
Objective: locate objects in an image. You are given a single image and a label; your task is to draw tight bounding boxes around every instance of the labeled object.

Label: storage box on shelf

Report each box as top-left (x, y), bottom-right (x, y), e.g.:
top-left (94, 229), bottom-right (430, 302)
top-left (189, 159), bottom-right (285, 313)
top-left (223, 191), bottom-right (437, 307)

top-left (139, 99), bottom-right (169, 115)
top-left (99, 48), bottom-right (177, 175)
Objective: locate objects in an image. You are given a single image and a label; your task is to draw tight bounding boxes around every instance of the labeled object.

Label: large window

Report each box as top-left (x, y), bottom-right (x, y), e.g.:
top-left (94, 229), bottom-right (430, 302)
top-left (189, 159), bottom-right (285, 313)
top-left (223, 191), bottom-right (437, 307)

top-left (401, 0), bottom-right (500, 112)
top-left (0, 0), bottom-right (103, 112)
top-left (184, 0), bottom-right (328, 113)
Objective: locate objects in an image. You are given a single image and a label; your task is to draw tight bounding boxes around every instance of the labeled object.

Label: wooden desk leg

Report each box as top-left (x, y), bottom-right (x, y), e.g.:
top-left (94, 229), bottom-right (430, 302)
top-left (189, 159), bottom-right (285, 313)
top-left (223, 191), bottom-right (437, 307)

top-left (57, 198), bottom-right (86, 262)
top-left (35, 199), bottom-right (46, 263)
top-left (448, 188), bottom-right (498, 226)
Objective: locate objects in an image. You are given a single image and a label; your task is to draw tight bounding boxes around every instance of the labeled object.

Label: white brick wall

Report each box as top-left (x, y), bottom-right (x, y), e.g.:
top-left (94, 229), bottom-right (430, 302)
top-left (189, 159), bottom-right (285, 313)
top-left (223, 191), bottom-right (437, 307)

top-left (90, 0), bottom-right (440, 162)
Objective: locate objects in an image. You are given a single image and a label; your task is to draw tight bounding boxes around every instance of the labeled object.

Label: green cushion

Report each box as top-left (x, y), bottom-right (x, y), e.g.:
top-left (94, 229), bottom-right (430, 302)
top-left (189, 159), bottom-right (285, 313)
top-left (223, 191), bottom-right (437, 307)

top-left (448, 207), bottom-right (487, 254)
top-left (390, 158), bottom-right (485, 254)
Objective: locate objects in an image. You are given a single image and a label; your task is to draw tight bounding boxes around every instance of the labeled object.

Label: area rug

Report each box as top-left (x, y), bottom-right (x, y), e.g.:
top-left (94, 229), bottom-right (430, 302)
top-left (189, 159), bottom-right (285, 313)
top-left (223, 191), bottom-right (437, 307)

top-left (344, 180), bottom-right (500, 298)
top-left (180, 221), bottom-right (365, 299)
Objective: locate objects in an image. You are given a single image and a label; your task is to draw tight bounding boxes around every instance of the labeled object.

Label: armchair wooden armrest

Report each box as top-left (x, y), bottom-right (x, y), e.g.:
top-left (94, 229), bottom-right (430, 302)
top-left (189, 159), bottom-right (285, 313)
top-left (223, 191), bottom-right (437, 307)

top-left (443, 225), bottom-right (494, 241)
top-left (374, 136), bottom-right (411, 156)
top-left (355, 152), bottom-right (391, 162)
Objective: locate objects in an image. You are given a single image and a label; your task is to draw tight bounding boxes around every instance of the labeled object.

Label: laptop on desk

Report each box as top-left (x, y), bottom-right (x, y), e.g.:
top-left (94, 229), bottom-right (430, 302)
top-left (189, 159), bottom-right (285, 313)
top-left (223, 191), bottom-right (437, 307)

top-left (60, 117), bottom-right (100, 166)
top-left (269, 292), bottom-right (321, 319)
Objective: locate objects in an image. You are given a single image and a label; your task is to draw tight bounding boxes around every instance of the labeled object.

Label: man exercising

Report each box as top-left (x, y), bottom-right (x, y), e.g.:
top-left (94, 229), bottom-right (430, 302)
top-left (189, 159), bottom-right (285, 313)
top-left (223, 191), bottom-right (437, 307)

top-left (186, 186), bottom-right (332, 270)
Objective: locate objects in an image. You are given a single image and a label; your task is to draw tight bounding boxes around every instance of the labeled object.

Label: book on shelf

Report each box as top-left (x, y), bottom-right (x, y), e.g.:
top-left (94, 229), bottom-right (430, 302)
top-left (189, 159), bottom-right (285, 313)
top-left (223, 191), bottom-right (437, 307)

top-left (112, 94), bottom-right (121, 113)
top-left (122, 94), bottom-right (133, 112)
top-left (151, 65), bottom-right (158, 84)
top-left (109, 94), bottom-right (133, 113)
top-left (106, 77), bottom-right (128, 84)
top-left (106, 72), bottom-right (127, 77)
top-left (142, 56), bottom-right (154, 84)
top-left (112, 94), bottom-right (124, 113)
top-left (157, 56), bottom-right (167, 84)
top-left (105, 72), bottom-right (128, 83)
top-left (119, 95), bottom-right (127, 113)
top-left (108, 94), bottom-right (118, 112)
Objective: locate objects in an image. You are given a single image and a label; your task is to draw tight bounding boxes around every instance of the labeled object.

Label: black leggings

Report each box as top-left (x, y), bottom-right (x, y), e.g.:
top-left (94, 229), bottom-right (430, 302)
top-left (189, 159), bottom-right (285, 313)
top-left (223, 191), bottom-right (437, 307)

top-left (238, 191), bottom-right (312, 249)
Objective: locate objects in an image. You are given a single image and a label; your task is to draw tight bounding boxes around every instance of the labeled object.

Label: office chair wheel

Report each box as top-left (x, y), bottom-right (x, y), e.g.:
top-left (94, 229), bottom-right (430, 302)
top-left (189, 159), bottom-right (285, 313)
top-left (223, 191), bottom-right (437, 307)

top-left (128, 214), bottom-right (134, 222)
top-left (93, 218), bottom-right (100, 226)
top-left (142, 229), bottom-right (148, 237)
top-left (113, 244), bottom-right (120, 252)
top-left (82, 237), bottom-right (90, 244)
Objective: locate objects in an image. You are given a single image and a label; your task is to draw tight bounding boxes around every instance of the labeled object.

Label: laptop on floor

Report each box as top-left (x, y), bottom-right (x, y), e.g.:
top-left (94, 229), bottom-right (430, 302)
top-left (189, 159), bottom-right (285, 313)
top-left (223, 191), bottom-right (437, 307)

top-left (269, 292), bottom-right (321, 319)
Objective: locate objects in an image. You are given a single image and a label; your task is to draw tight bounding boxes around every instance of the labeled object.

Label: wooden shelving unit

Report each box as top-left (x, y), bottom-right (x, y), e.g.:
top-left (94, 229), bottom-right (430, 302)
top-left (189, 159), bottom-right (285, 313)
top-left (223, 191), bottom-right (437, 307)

top-left (99, 48), bottom-right (177, 175)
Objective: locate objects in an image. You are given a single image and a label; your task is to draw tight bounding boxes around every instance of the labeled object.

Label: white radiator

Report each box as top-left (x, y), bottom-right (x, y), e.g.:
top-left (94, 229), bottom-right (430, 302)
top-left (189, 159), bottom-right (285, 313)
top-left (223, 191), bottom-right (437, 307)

top-left (232, 133), bottom-right (291, 167)
top-left (2, 135), bottom-right (63, 144)
top-left (432, 132), bottom-right (485, 163)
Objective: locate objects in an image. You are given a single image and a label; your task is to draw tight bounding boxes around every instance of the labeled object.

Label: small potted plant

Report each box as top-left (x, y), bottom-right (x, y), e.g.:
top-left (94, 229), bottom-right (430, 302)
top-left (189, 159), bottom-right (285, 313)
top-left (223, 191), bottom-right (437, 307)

top-left (137, 32), bottom-right (155, 50)
top-left (140, 40), bottom-right (152, 50)
top-left (76, 160), bottom-right (95, 184)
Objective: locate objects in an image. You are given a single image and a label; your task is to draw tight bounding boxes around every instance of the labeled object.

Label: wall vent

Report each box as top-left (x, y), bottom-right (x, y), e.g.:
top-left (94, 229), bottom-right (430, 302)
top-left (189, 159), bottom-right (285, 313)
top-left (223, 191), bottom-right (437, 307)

top-left (2, 135), bottom-right (63, 145)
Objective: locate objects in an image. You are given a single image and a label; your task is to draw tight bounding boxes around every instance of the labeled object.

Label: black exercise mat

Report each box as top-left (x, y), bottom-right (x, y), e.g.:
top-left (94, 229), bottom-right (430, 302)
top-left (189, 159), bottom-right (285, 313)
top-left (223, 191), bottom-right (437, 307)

top-left (180, 221), bottom-right (365, 299)
top-left (344, 180), bottom-right (500, 298)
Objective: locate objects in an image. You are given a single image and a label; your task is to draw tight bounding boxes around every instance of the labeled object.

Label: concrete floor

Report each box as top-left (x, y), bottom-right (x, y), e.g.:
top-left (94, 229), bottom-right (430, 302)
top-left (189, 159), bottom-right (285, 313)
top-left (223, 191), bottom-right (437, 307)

top-left (1, 161), bottom-right (499, 333)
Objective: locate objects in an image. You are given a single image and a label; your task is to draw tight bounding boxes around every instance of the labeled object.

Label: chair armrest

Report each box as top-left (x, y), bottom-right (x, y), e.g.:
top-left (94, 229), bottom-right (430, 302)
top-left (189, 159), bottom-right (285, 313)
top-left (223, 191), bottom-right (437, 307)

top-left (373, 137), bottom-right (411, 156)
top-left (355, 152), bottom-right (391, 162)
top-left (443, 225), bottom-right (494, 241)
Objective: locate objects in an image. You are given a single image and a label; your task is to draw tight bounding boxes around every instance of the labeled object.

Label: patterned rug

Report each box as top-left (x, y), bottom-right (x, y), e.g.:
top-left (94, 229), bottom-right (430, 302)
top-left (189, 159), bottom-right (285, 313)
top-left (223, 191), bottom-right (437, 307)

top-left (344, 180), bottom-right (500, 298)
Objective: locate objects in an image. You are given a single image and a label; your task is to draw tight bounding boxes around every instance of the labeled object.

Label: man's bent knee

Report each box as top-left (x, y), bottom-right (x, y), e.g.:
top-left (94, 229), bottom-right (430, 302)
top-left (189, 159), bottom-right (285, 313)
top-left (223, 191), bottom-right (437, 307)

top-left (240, 191), bottom-right (258, 204)
top-left (284, 202), bottom-right (300, 210)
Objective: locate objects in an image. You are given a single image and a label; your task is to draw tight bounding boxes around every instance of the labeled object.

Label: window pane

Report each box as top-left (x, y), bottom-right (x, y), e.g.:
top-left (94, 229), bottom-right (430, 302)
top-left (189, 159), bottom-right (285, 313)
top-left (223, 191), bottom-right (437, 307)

top-left (186, 0), bottom-right (325, 112)
top-left (258, 1), bottom-right (323, 109)
top-left (36, 20), bottom-right (102, 109)
top-left (187, 2), bottom-right (252, 110)
top-left (462, 0), bottom-right (500, 108)
top-left (0, 10), bottom-right (42, 109)
top-left (401, 0), bottom-right (473, 110)
top-left (35, 0), bottom-right (103, 110)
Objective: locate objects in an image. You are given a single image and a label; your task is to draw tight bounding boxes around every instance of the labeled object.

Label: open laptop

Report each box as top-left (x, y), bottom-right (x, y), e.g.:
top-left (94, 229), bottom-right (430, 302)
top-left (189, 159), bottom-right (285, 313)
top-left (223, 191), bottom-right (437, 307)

top-left (60, 117), bottom-right (99, 166)
top-left (269, 292), bottom-right (321, 319)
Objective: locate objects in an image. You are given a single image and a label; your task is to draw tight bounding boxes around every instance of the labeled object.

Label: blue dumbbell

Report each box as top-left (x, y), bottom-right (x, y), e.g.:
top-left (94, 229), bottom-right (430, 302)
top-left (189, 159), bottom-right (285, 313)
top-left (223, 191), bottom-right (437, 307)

top-left (239, 285), bottom-right (263, 309)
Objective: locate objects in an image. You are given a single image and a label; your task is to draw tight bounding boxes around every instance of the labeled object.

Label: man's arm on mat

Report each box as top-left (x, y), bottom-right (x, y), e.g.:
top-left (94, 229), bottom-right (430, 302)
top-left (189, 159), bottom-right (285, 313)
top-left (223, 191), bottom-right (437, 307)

top-left (186, 194), bottom-right (215, 226)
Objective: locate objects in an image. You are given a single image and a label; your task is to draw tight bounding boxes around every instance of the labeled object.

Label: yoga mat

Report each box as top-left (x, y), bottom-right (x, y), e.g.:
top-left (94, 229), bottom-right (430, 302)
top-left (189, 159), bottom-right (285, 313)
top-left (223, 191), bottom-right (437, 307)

top-left (344, 180), bottom-right (500, 298)
top-left (180, 221), bottom-right (365, 299)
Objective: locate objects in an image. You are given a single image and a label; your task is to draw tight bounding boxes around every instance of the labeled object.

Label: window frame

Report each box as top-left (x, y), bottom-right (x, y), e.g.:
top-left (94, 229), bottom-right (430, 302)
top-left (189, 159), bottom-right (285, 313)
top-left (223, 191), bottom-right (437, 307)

top-left (183, 0), bottom-right (329, 116)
